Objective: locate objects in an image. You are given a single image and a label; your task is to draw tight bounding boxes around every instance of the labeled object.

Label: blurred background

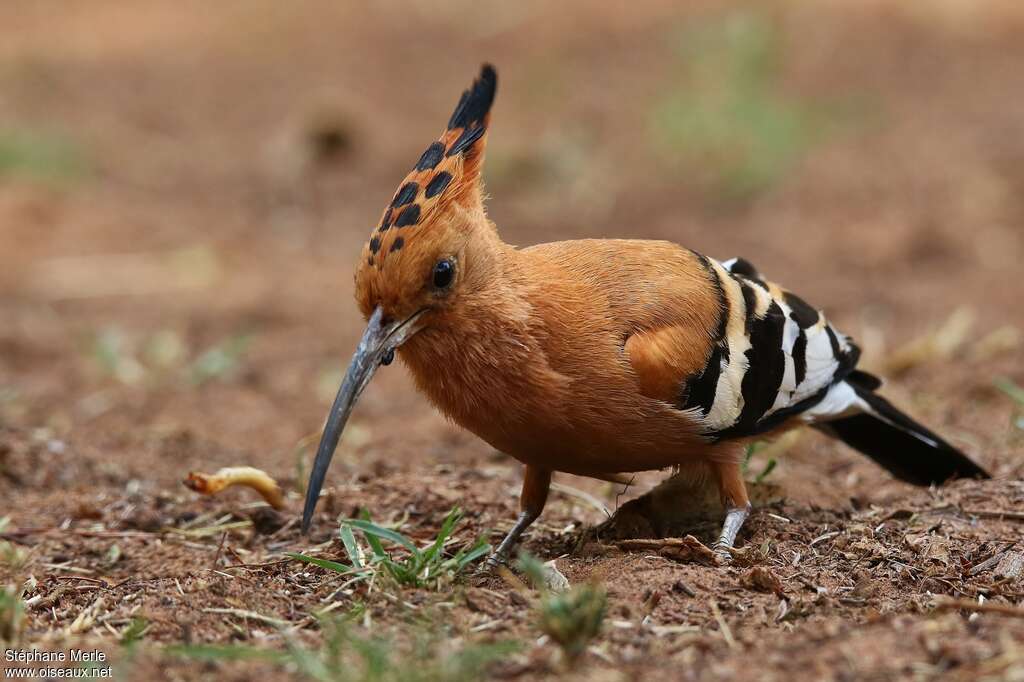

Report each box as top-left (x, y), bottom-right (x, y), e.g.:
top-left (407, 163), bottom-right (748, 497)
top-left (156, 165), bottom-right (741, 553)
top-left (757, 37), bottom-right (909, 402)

top-left (2, 0), bottom-right (1023, 510)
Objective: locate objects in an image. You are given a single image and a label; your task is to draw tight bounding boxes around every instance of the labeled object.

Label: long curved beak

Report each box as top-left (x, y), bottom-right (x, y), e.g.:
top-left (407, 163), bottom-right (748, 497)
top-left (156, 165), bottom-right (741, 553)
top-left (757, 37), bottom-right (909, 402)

top-left (301, 305), bottom-right (424, 533)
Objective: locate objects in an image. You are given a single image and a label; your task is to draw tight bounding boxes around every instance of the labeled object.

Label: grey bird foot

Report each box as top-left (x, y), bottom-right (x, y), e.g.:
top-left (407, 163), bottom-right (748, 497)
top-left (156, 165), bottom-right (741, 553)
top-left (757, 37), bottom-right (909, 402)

top-left (471, 552), bottom-right (510, 582)
top-left (476, 509), bottom-right (537, 576)
top-left (711, 542), bottom-right (735, 563)
top-left (713, 503), bottom-right (752, 563)
top-left (483, 551), bottom-right (511, 571)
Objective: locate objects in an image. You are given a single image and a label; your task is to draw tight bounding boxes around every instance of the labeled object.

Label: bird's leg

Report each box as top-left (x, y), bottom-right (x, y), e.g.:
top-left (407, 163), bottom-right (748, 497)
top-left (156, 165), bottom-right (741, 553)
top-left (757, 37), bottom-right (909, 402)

top-left (485, 465), bottom-right (551, 569)
top-left (712, 461), bottom-right (752, 558)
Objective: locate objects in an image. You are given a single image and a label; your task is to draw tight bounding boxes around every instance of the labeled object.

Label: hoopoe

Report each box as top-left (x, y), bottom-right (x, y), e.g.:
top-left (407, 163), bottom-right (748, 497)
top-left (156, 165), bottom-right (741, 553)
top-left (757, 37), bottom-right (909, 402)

top-left (302, 65), bottom-right (988, 565)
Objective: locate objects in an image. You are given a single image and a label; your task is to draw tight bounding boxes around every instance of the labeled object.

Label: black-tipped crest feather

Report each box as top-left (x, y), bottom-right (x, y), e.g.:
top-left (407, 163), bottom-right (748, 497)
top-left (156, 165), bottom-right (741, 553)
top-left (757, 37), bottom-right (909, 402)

top-left (447, 64), bottom-right (497, 131)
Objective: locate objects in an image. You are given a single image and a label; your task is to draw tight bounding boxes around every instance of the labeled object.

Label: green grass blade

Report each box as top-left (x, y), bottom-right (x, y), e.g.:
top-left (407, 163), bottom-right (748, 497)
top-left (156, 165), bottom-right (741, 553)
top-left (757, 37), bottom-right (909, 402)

top-left (287, 552), bottom-right (355, 574)
top-left (338, 525), bottom-right (363, 569)
top-left (995, 378), bottom-right (1024, 407)
top-left (349, 634), bottom-right (391, 680)
top-left (754, 458), bottom-right (777, 484)
top-left (456, 539), bottom-right (491, 569)
top-left (347, 519), bottom-right (421, 558)
top-left (376, 554), bottom-right (416, 585)
top-left (422, 508), bottom-right (461, 563)
top-left (356, 509), bottom-right (389, 558)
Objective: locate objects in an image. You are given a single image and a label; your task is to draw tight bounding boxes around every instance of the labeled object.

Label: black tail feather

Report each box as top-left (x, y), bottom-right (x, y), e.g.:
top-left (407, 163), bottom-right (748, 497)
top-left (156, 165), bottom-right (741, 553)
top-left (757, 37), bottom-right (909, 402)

top-left (819, 379), bottom-right (989, 486)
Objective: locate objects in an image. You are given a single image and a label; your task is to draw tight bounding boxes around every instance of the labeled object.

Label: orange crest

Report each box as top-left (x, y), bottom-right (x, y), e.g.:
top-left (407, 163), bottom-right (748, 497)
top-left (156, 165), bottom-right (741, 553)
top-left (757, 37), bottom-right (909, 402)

top-left (363, 64), bottom-right (496, 270)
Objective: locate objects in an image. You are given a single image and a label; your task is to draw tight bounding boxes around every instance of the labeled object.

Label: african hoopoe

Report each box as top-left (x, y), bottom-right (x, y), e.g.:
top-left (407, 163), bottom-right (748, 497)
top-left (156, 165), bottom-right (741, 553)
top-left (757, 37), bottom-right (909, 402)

top-left (302, 65), bottom-right (988, 564)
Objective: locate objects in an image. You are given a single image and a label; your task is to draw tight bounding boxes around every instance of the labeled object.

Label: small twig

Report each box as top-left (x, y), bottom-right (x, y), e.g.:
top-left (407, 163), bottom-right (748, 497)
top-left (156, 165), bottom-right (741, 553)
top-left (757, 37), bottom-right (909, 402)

top-left (934, 599), bottom-right (1024, 618)
top-left (982, 590), bottom-right (1024, 600)
top-left (202, 608), bottom-right (293, 627)
top-left (213, 531), bottom-right (228, 567)
top-left (963, 509), bottom-right (1024, 522)
top-left (210, 569), bottom-right (254, 583)
top-left (269, 518), bottom-right (298, 540)
top-left (222, 558), bottom-right (293, 571)
top-left (165, 520), bottom-right (252, 538)
top-left (617, 536), bottom-right (720, 566)
top-left (649, 624), bottom-right (701, 637)
top-left (709, 599), bottom-right (737, 650)
top-left (27, 584), bottom-right (72, 611)
top-left (41, 563), bottom-right (95, 575)
top-left (615, 475), bottom-right (637, 511)
top-left (68, 596), bottom-right (106, 635)
top-left (809, 531), bottom-right (840, 547)
top-left (3, 528), bottom-right (160, 539)
top-left (53, 576), bottom-right (108, 586)
top-left (794, 574), bottom-right (824, 594)
top-left (969, 543), bottom-right (1016, 576)
top-left (226, 545), bottom-right (246, 565)
top-left (469, 619), bottom-right (503, 633)
top-left (618, 539), bottom-right (676, 551)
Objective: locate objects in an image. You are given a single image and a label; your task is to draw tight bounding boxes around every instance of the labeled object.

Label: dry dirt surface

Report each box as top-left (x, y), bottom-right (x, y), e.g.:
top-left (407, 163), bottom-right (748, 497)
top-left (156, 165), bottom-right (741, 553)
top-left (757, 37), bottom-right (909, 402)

top-left (2, 2), bottom-right (1024, 680)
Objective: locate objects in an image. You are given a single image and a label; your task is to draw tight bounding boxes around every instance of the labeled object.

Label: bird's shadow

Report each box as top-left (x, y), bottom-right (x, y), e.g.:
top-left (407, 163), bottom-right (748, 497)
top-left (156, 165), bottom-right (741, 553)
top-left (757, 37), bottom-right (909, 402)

top-left (591, 473), bottom-right (786, 545)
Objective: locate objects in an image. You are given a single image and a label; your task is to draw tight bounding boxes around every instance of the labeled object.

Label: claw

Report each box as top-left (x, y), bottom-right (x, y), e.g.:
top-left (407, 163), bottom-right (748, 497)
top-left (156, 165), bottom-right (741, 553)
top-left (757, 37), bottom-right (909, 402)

top-left (472, 553), bottom-right (508, 582)
top-left (711, 543), bottom-right (735, 564)
top-left (483, 552), bottom-right (510, 571)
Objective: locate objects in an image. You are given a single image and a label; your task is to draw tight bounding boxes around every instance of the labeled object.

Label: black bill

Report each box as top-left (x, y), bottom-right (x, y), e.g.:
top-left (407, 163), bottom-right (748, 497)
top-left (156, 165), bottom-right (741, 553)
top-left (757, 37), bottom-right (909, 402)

top-left (301, 306), bottom-right (423, 533)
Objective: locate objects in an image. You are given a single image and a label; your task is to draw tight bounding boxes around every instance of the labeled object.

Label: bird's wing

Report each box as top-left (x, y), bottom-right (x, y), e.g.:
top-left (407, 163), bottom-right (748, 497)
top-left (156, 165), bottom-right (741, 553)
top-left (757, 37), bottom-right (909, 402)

top-left (719, 257), bottom-right (763, 280)
top-left (625, 253), bottom-right (860, 440)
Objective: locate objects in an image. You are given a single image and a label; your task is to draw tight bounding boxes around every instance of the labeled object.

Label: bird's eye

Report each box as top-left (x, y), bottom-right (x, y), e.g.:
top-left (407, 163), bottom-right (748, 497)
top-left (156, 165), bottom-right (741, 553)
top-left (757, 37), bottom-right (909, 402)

top-left (432, 259), bottom-right (454, 289)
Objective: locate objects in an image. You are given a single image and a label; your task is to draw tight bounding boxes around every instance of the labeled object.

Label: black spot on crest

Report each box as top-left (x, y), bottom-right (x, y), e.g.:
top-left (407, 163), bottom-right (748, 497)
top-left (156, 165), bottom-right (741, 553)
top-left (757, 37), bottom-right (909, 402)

top-left (446, 126), bottom-right (486, 157)
top-left (415, 142), bottom-right (444, 171)
top-left (425, 171), bottom-right (452, 198)
top-left (394, 204), bottom-right (421, 227)
top-left (392, 182), bottom-right (418, 208)
top-left (389, 236), bottom-right (404, 252)
top-left (369, 237), bottom-right (381, 254)
top-left (379, 208), bottom-right (393, 231)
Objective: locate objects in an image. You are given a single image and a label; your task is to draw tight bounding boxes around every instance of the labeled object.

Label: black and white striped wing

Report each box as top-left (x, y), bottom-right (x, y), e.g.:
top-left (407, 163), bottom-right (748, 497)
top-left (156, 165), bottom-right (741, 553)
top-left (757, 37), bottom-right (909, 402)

top-left (679, 256), bottom-right (861, 440)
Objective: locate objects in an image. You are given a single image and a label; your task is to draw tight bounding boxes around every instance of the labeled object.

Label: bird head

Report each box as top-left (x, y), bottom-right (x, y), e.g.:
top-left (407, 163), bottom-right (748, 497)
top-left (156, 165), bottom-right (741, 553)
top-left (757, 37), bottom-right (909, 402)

top-left (302, 65), bottom-right (498, 532)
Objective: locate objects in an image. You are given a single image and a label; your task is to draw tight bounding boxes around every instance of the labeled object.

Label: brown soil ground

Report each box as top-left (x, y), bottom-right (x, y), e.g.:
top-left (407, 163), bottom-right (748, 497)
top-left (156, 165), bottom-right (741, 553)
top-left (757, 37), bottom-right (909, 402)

top-left (2, 2), bottom-right (1024, 680)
